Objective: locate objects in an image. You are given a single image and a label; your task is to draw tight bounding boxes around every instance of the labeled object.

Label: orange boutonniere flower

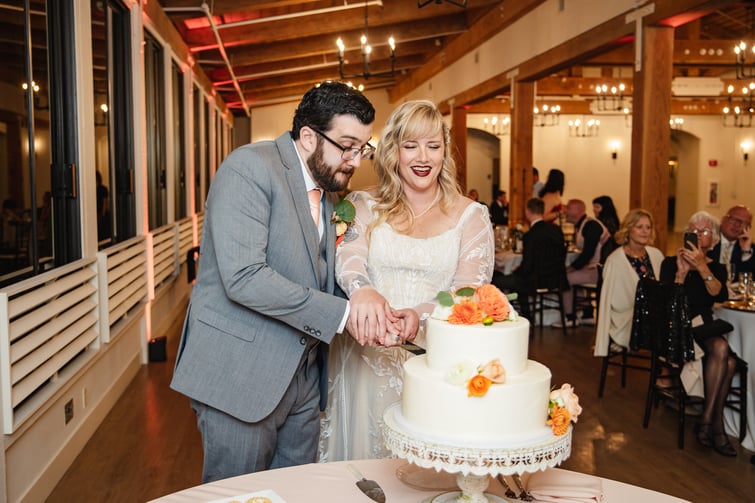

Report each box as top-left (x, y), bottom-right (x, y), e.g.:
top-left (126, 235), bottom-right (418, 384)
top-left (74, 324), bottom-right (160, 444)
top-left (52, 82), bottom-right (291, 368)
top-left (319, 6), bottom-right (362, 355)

top-left (547, 405), bottom-right (571, 436)
top-left (331, 198), bottom-right (356, 246)
top-left (467, 374), bottom-right (492, 397)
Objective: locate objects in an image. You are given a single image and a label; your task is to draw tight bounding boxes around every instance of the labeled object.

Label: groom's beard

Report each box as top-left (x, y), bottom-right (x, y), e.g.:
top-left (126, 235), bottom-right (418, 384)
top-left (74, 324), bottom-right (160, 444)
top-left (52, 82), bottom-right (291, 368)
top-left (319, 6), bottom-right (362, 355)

top-left (308, 142), bottom-right (355, 192)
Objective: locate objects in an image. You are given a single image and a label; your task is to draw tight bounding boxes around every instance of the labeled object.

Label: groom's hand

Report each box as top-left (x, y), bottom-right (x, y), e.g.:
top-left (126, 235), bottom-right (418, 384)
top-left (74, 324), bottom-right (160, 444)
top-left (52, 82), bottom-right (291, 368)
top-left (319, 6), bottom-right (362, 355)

top-left (347, 287), bottom-right (392, 345)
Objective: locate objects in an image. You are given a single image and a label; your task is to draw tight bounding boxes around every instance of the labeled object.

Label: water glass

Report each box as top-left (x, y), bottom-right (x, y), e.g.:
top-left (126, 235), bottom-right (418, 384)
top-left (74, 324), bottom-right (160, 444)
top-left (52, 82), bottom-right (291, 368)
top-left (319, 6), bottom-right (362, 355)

top-left (741, 272), bottom-right (752, 300)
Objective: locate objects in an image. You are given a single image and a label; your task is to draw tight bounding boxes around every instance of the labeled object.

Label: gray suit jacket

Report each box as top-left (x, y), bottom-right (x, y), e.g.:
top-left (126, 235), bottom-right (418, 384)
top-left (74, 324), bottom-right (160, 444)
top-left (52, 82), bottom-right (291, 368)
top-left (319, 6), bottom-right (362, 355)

top-left (171, 132), bottom-right (347, 423)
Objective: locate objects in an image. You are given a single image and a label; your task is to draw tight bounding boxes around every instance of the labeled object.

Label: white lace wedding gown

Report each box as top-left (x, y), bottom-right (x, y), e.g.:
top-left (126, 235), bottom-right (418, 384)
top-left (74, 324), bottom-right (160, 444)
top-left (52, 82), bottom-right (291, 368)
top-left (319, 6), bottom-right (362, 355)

top-left (318, 190), bottom-right (494, 461)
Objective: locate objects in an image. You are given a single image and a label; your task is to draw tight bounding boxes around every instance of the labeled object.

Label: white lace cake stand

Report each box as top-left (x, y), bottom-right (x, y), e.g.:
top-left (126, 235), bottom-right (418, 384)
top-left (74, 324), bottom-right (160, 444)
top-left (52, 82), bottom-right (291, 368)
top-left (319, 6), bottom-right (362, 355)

top-left (382, 402), bottom-right (572, 503)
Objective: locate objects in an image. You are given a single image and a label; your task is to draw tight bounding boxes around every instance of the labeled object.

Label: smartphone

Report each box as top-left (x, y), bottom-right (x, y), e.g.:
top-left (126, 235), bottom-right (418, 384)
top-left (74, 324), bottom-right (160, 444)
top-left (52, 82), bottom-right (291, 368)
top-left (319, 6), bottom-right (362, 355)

top-left (683, 231), bottom-right (698, 250)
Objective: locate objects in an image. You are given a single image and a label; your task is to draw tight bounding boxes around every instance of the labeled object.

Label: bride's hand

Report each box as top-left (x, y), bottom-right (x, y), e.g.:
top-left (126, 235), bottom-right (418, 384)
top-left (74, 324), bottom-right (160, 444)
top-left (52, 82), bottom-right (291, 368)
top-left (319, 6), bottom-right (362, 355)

top-left (392, 308), bottom-right (419, 343)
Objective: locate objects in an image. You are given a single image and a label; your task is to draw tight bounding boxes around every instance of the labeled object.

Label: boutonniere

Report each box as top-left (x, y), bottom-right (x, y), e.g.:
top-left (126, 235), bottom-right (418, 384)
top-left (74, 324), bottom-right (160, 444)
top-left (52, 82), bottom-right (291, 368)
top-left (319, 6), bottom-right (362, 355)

top-left (331, 198), bottom-right (356, 246)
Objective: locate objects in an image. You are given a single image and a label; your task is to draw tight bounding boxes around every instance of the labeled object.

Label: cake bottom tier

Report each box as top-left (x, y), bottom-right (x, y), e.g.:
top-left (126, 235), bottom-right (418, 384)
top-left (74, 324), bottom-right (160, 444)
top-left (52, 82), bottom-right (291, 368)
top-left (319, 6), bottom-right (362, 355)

top-left (401, 358), bottom-right (552, 446)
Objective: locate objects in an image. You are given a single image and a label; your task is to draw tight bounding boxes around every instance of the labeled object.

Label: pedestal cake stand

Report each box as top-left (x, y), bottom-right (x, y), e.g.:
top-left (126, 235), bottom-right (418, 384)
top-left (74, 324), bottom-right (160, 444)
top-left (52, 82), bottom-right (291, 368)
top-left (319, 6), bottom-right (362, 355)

top-left (382, 402), bottom-right (572, 503)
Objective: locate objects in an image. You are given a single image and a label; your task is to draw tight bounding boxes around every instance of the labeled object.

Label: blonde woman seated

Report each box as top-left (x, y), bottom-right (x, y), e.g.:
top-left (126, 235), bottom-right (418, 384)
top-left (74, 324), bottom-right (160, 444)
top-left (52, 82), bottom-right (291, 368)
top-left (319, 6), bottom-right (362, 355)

top-left (594, 209), bottom-right (665, 356)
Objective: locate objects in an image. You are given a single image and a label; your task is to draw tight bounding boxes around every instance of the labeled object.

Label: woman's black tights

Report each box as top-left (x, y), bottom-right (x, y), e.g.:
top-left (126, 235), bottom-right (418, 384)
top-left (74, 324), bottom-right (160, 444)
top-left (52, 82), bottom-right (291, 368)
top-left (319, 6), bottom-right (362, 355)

top-left (699, 336), bottom-right (736, 435)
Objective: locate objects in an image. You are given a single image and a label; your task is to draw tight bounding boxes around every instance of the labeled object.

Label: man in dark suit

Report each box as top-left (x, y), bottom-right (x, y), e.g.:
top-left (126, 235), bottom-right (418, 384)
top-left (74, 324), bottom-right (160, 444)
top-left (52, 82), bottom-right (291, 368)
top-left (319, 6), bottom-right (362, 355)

top-left (171, 82), bottom-right (408, 483)
top-left (708, 205), bottom-right (753, 279)
top-left (490, 189), bottom-right (509, 226)
top-left (493, 197), bottom-right (567, 320)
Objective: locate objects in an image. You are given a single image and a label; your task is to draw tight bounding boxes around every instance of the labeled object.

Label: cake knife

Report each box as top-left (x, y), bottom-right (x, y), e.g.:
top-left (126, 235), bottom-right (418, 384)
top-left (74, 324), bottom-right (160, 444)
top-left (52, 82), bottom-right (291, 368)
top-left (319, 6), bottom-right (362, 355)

top-left (347, 464), bottom-right (387, 503)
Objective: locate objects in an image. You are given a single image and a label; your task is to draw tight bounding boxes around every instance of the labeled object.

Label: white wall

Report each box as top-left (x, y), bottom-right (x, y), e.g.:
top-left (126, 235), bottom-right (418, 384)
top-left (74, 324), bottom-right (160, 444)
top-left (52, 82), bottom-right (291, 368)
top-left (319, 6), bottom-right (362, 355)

top-left (466, 113), bottom-right (755, 228)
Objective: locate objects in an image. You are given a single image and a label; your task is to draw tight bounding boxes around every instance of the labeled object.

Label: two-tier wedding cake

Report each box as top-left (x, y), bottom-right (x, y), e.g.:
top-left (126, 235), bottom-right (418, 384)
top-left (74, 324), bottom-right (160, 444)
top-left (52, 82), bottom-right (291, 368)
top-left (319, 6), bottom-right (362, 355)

top-left (395, 285), bottom-right (581, 447)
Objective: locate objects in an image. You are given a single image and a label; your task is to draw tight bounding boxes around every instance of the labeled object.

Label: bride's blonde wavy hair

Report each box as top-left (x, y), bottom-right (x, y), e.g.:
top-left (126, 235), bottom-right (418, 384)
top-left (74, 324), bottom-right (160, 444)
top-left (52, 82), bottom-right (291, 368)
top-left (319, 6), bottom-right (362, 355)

top-left (368, 100), bottom-right (461, 237)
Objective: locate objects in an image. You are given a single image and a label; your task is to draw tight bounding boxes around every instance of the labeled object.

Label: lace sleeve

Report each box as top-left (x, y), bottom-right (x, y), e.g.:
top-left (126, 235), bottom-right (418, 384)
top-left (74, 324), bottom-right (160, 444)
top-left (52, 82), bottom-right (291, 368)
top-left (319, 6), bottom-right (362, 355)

top-left (335, 191), bottom-right (374, 297)
top-left (451, 202), bottom-right (495, 289)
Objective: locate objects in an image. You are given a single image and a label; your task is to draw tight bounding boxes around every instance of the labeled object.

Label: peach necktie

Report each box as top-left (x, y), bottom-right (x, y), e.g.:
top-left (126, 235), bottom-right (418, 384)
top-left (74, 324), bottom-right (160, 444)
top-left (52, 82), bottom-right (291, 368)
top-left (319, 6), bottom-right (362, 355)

top-left (307, 188), bottom-right (322, 227)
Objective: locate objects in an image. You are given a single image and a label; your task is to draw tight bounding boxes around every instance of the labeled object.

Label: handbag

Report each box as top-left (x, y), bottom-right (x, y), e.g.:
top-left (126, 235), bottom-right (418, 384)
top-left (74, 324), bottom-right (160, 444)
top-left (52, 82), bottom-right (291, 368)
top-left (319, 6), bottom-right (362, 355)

top-left (691, 318), bottom-right (734, 340)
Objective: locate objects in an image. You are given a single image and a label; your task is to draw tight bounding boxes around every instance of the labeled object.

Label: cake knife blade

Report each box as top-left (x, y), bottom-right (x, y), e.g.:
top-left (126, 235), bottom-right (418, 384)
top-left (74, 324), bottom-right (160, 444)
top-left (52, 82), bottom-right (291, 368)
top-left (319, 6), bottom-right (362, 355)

top-left (347, 464), bottom-right (387, 503)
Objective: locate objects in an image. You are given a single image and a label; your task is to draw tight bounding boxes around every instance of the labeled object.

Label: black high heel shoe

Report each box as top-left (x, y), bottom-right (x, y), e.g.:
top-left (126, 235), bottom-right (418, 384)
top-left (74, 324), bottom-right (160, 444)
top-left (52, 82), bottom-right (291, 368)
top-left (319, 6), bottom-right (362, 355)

top-left (694, 422), bottom-right (713, 448)
top-left (713, 433), bottom-right (737, 457)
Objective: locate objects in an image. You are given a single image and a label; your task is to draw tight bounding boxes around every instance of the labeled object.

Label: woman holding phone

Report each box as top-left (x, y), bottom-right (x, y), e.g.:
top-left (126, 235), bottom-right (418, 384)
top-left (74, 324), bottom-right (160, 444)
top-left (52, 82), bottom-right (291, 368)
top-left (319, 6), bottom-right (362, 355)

top-left (660, 211), bottom-right (735, 456)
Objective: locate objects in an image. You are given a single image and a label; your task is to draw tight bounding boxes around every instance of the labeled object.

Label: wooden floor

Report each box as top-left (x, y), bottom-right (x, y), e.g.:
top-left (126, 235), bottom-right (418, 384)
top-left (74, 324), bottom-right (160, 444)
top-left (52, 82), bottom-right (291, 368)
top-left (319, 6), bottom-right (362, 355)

top-left (47, 318), bottom-right (754, 503)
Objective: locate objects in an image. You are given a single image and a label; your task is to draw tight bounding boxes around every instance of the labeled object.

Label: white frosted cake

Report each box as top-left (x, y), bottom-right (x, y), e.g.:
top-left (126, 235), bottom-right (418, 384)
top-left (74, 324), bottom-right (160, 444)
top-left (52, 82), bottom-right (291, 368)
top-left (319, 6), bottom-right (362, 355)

top-left (397, 285), bottom-right (580, 447)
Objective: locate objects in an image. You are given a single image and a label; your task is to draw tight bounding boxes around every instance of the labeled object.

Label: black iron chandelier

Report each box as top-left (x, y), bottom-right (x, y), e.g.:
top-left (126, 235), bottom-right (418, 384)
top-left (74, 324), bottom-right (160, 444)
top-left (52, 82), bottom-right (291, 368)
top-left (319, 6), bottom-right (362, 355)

top-left (336, 1), bottom-right (395, 81)
top-left (723, 84), bottom-right (754, 128)
top-left (418, 0), bottom-right (467, 7)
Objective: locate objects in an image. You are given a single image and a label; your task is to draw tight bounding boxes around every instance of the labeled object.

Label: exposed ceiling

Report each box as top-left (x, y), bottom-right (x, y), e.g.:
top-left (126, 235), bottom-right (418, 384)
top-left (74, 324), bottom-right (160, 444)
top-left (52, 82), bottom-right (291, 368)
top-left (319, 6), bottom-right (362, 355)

top-left (158, 0), bottom-right (504, 112)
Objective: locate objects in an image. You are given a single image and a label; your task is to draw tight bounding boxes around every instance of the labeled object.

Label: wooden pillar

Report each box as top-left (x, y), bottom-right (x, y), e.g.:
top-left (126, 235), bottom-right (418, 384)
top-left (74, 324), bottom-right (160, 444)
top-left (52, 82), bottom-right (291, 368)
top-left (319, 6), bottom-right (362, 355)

top-left (630, 26), bottom-right (674, 252)
top-left (509, 81), bottom-right (534, 225)
top-left (451, 106), bottom-right (468, 193)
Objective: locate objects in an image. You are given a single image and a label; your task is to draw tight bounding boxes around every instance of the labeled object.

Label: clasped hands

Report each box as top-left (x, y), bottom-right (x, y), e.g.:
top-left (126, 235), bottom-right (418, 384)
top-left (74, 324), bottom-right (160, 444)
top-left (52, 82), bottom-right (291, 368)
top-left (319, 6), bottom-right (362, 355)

top-left (346, 287), bottom-right (419, 347)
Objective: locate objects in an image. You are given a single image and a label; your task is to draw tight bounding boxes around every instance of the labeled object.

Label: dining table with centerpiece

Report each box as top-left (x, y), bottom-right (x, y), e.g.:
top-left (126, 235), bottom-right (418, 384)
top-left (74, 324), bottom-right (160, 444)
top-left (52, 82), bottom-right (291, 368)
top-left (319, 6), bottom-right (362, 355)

top-left (716, 272), bottom-right (755, 452)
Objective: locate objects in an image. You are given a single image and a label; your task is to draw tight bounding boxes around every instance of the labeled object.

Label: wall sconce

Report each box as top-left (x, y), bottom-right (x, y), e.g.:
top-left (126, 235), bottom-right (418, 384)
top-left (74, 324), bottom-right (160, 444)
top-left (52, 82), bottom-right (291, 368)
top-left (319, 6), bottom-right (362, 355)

top-left (22, 80), bottom-right (48, 110)
top-left (95, 103), bottom-right (109, 126)
top-left (609, 140), bottom-right (620, 160)
top-left (741, 140), bottom-right (751, 162)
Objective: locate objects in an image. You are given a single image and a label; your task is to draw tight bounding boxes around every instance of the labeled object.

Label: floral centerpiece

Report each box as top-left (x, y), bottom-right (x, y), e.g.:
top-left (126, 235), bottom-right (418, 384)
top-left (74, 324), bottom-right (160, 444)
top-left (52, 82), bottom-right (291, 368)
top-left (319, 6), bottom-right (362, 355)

top-left (433, 285), bottom-right (518, 396)
top-left (547, 384), bottom-right (582, 435)
top-left (331, 198), bottom-right (356, 246)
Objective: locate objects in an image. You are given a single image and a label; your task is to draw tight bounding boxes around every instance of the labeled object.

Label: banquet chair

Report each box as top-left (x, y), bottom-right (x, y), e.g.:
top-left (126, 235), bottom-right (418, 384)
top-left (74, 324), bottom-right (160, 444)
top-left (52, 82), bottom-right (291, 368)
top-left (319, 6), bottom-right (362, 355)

top-left (643, 342), bottom-right (703, 449)
top-left (597, 344), bottom-right (651, 398)
top-left (638, 279), bottom-right (702, 449)
top-left (724, 354), bottom-right (748, 442)
top-left (597, 275), bottom-right (655, 398)
top-left (571, 282), bottom-right (599, 320)
top-left (530, 279), bottom-right (568, 336)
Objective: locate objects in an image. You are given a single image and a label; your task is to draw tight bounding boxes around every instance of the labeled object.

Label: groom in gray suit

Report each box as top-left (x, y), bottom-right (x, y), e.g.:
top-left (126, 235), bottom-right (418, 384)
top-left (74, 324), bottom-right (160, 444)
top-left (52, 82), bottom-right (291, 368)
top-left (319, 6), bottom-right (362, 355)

top-left (171, 82), bottom-right (400, 482)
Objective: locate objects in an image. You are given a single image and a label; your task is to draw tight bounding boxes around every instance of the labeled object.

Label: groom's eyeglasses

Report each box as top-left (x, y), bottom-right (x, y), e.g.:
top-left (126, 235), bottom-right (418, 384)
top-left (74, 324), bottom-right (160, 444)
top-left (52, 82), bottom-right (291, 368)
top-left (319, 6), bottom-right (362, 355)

top-left (311, 128), bottom-right (375, 161)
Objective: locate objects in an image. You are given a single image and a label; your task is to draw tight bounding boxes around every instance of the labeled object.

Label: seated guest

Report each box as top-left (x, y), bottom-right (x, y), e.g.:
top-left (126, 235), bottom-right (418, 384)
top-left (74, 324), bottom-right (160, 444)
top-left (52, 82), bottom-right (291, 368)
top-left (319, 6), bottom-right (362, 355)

top-left (594, 209), bottom-right (664, 356)
top-left (660, 211), bottom-right (735, 457)
top-left (494, 198), bottom-right (566, 321)
top-left (707, 205), bottom-right (753, 280)
top-left (553, 199), bottom-right (609, 327)
top-left (592, 195), bottom-right (620, 264)
top-left (490, 189), bottom-right (509, 226)
top-left (538, 169), bottom-right (565, 224)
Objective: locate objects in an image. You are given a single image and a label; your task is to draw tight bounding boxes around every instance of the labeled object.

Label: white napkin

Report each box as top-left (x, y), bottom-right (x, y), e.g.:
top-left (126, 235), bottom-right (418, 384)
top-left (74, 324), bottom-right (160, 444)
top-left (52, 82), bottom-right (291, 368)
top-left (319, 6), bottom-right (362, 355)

top-left (527, 469), bottom-right (604, 503)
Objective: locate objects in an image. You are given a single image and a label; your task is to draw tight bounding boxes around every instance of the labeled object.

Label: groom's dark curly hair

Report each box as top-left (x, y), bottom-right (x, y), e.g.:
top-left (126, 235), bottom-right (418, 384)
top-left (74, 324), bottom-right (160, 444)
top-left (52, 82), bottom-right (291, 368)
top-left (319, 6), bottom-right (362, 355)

top-left (291, 81), bottom-right (375, 140)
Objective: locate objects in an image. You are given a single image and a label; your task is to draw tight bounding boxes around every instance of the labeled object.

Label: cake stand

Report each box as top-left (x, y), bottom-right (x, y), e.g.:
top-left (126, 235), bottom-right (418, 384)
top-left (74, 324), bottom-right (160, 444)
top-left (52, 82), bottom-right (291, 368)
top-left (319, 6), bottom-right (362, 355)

top-left (382, 402), bottom-right (572, 503)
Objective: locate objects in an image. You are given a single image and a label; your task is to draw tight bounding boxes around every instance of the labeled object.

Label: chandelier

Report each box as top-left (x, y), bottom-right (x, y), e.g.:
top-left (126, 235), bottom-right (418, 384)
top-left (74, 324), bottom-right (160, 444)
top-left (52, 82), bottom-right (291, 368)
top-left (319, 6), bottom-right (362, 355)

top-left (669, 117), bottom-right (685, 130)
top-left (735, 7), bottom-right (755, 80)
top-left (483, 116), bottom-right (510, 136)
top-left (336, 1), bottom-right (396, 81)
top-left (418, 0), bottom-right (467, 7)
top-left (533, 104), bottom-right (560, 127)
top-left (723, 84), bottom-right (754, 128)
top-left (594, 82), bottom-right (629, 113)
top-left (568, 117), bottom-right (600, 137)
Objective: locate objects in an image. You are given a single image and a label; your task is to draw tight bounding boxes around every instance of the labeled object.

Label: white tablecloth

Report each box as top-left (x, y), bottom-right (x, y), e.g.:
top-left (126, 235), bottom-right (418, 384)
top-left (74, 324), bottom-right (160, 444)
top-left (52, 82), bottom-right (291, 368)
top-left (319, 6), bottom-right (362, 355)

top-left (495, 250), bottom-right (579, 275)
top-left (716, 304), bottom-right (755, 451)
top-left (148, 458), bottom-right (690, 503)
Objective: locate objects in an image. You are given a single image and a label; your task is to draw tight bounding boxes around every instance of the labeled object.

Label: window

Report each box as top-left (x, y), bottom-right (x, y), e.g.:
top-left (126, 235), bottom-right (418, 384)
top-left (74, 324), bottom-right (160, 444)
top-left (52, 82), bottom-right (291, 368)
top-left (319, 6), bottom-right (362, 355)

top-left (144, 31), bottom-right (167, 230)
top-left (193, 84), bottom-right (203, 213)
top-left (94, 0), bottom-right (136, 247)
top-left (0, 0), bottom-right (81, 285)
top-left (171, 62), bottom-right (187, 220)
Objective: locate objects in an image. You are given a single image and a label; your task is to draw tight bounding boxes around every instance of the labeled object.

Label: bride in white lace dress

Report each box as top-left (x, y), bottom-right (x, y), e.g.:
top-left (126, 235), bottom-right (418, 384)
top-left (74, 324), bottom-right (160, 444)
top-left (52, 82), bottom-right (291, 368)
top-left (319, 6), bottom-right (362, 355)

top-left (319, 100), bottom-right (494, 461)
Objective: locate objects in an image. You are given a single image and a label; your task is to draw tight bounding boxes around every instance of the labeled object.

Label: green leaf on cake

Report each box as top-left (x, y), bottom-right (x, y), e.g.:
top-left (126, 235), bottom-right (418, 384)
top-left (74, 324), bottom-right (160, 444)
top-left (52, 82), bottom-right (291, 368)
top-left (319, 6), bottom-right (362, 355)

top-left (455, 287), bottom-right (475, 297)
top-left (437, 291), bottom-right (455, 306)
